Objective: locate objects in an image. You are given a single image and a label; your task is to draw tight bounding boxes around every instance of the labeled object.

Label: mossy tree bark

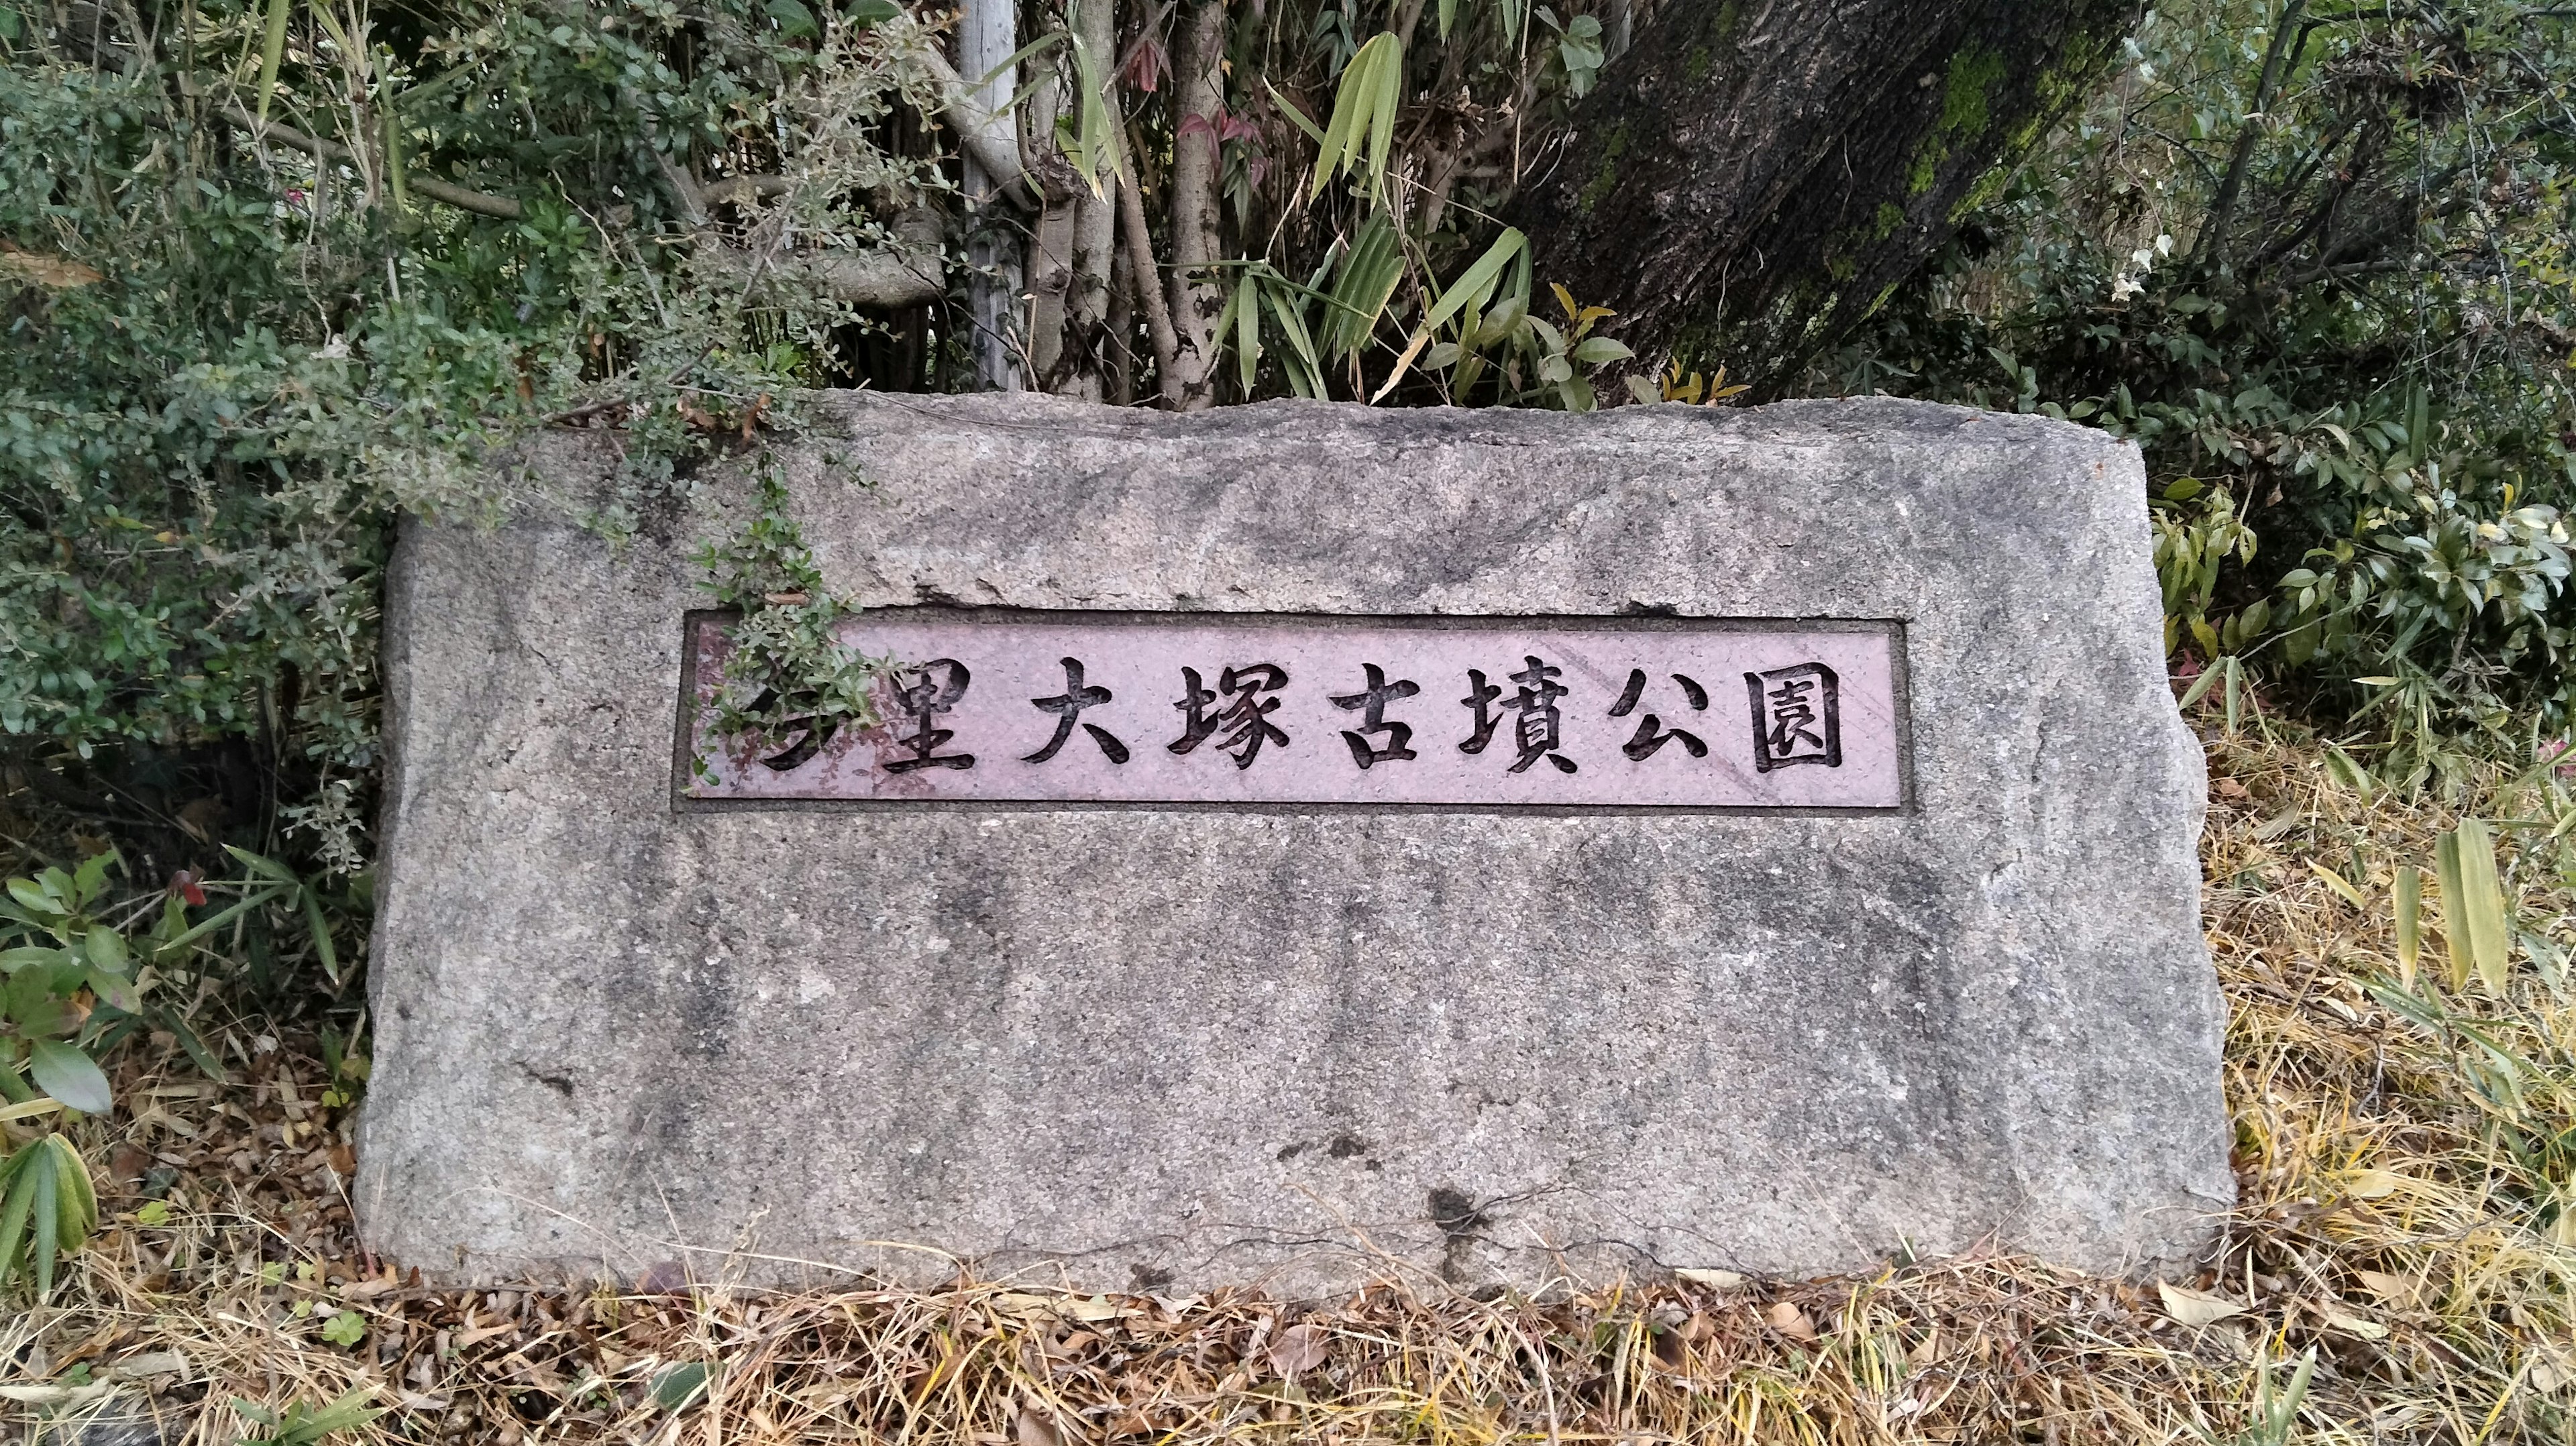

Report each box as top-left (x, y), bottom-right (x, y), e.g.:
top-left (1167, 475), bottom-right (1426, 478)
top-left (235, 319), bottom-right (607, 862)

top-left (1511, 0), bottom-right (2138, 394)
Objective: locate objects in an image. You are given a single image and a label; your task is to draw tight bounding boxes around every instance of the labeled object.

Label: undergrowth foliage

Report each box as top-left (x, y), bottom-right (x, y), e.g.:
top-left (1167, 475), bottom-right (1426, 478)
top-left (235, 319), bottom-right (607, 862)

top-left (0, 0), bottom-right (941, 869)
top-left (1839, 0), bottom-right (2576, 774)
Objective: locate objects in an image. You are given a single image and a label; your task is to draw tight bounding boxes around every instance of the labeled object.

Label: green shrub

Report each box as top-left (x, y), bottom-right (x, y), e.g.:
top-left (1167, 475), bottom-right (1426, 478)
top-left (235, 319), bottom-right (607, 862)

top-left (1, 0), bottom-right (937, 866)
top-left (1835, 0), bottom-right (2576, 775)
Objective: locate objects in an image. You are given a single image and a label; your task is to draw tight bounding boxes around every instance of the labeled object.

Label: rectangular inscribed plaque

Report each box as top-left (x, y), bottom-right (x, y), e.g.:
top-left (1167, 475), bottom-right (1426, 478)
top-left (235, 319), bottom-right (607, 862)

top-left (676, 612), bottom-right (1907, 812)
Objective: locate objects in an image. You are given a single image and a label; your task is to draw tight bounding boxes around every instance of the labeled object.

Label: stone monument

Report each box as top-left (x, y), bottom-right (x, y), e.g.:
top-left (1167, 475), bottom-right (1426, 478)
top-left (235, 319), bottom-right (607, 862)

top-left (356, 394), bottom-right (2231, 1292)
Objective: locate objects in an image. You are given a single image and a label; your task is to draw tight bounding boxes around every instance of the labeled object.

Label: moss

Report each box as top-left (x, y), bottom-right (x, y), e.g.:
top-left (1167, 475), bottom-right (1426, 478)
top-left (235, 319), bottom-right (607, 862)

top-left (1684, 4), bottom-right (1737, 81)
top-left (1576, 121), bottom-right (1630, 215)
top-left (1874, 201), bottom-right (1906, 240)
top-left (1941, 44), bottom-right (2006, 139)
top-left (1908, 143), bottom-right (1943, 199)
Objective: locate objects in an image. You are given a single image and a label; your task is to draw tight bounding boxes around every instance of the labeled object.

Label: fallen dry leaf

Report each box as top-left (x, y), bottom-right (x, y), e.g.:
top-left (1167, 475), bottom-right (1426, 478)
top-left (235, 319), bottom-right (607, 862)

top-left (1014, 1404), bottom-right (1062, 1446)
top-left (1674, 1268), bottom-right (1744, 1290)
top-left (2157, 1282), bottom-right (2246, 1328)
top-left (2353, 1270), bottom-right (2422, 1308)
top-left (1765, 1301), bottom-right (1818, 1342)
top-left (1269, 1321), bottom-right (1329, 1376)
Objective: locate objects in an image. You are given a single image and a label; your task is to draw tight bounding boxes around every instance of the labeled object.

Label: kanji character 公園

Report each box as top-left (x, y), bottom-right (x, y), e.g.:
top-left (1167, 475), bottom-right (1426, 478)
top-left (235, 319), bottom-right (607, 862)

top-left (1746, 662), bottom-right (1842, 771)
top-left (1608, 667), bottom-right (1710, 762)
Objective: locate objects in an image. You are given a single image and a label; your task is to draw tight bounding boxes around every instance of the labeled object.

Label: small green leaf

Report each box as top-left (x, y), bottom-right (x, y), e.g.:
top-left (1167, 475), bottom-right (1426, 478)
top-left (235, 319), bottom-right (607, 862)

top-left (654, 1362), bottom-right (712, 1411)
top-left (320, 1309), bottom-right (367, 1347)
top-left (765, 0), bottom-right (818, 38)
top-left (1569, 336), bottom-right (1633, 366)
top-left (87, 968), bottom-right (141, 1014)
top-left (71, 848), bottom-right (115, 907)
top-left (845, 0), bottom-right (900, 25)
top-left (28, 1040), bottom-right (112, 1116)
top-left (1, 946), bottom-right (66, 975)
top-left (83, 925), bottom-right (125, 975)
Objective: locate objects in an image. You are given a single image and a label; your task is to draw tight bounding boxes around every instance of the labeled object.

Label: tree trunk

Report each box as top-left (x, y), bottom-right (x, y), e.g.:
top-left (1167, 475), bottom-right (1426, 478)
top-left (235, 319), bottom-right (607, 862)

top-left (957, 0), bottom-right (1023, 392)
top-left (1511, 0), bottom-right (2137, 394)
top-left (1163, 0), bottom-right (1227, 410)
top-left (1033, 0), bottom-right (1121, 400)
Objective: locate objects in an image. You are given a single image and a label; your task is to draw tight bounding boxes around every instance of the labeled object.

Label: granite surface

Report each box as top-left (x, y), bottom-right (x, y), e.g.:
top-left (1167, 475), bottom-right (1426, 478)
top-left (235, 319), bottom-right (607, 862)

top-left (355, 393), bottom-right (2231, 1293)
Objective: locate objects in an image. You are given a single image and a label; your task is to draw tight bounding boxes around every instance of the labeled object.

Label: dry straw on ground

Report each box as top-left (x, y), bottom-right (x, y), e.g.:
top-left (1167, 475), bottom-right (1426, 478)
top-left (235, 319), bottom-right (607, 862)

top-left (5, 727), bottom-right (2574, 1444)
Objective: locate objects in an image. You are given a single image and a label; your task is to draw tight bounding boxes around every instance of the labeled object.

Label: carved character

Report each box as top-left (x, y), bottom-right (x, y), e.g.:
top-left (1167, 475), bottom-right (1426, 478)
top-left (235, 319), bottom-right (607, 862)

top-left (1329, 663), bottom-right (1421, 769)
top-left (883, 658), bottom-right (976, 773)
top-left (1609, 667), bottom-right (1710, 761)
top-left (1745, 662), bottom-right (1842, 771)
top-left (1170, 663), bottom-right (1290, 769)
top-left (1461, 655), bottom-right (1577, 775)
top-left (1023, 657), bottom-right (1130, 764)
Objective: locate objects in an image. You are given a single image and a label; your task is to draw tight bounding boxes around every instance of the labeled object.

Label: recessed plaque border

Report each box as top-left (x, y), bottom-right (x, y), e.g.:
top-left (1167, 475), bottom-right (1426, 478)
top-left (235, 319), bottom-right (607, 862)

top-left (669, 607), bottom-right (1915, 817)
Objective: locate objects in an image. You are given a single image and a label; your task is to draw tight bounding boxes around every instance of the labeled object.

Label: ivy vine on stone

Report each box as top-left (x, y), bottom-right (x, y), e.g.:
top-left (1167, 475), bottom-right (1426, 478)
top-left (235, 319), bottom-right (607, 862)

top-left (693, 458), bottom-right (885, 777)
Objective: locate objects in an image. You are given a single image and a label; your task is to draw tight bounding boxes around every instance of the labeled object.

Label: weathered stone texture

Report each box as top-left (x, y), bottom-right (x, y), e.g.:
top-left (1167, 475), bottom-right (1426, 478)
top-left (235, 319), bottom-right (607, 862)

top-left (356, 394), bottom-right (2230, 1293)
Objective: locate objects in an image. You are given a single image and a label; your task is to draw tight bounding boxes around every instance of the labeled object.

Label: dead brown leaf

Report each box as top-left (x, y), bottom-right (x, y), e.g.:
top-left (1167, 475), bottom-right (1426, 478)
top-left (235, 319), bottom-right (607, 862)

top-left (1764, 1301), bottom-right (1817, 1343)
top-left (0, 243), bottom-right (103, 288)
top-left (1269, 1321), bottom-right (1329, 1376)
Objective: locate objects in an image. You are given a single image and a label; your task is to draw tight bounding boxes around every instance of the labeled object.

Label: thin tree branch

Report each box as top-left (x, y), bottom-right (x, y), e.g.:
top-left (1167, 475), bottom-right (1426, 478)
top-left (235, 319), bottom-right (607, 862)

top-left (222, 103), bottom-right (523, 219)
top-left (1114, 156), bottom-right (1183, 404)
top-left (2197, 0), bottom-right (2310, 263)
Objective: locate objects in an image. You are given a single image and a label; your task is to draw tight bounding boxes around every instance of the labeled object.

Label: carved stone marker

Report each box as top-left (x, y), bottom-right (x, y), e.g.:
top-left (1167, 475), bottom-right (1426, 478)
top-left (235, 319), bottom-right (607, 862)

top-left (358, 394), bottom-right (2230, 1292)
top-left (681, 614), bottom-right (1907, 809)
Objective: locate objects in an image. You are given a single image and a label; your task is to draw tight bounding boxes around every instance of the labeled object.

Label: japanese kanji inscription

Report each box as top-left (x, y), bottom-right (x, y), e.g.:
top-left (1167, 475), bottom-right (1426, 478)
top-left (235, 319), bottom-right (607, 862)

top-left (678, 612), bottom-right (1906, 810)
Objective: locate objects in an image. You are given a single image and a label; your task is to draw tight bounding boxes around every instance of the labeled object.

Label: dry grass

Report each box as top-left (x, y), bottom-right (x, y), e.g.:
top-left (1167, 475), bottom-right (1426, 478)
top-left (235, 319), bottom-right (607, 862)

top-left (6, 726), bottom-right (2575, 1445)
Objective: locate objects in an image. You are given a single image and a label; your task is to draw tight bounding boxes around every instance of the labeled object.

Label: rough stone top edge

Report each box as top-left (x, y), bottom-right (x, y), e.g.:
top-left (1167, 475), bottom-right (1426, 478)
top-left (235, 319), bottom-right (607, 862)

top-left (496, 392), bottom-right (2137, 488)
top-left (811, 389), bottom-right (2137, 453)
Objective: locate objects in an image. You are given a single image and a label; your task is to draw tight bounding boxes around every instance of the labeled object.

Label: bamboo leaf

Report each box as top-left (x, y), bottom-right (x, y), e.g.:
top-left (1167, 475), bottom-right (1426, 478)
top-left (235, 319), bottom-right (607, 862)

top-left (2453, 818), bottom-right (2510, 993)
top-left (1311, 34), bottom-right (1401, 198)
top-left (1322, 215), bottom-right (1402, 361)
top-left (0, 1156), bottom-right (35, 1292)
top-left (1265, 80), bottom-right (1327, 146)
top-left (1263, 279), bottom-right (1320, 369)
top-left (256, 0), bottom-right (292, 125)
top-left (46, 1135), bottom-right (95, 1247)
top-left (2177, 661), bottom-right (2224, 709)
top-left (30, 1144), bottom-right (58, 1298)
top-left (1065, 24), bottom-right (1125, 195)
top-left (1365, 32), bottom-right (1401, 190)
top-left (157, 883), bottom-right (290, 953)
top-left (1417, 227), bottom-right (1527, 337)
top-left (301, 887), bottom-right (341, 986)
top-left (2434, 829), bottom-right (2470, 991)
top-left (2394, 865), bottom-right (2421, 987)
top-left (2308, 860), bottom-right (2367, 911)
top-left (1234, 270), bottom-right (1261, 394)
